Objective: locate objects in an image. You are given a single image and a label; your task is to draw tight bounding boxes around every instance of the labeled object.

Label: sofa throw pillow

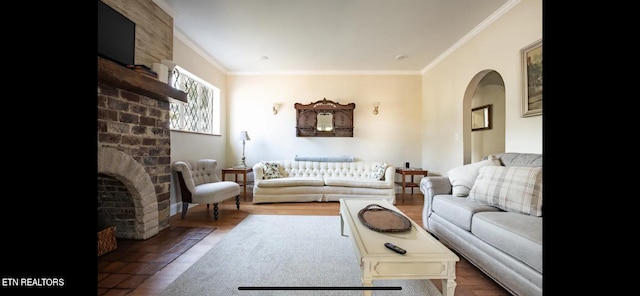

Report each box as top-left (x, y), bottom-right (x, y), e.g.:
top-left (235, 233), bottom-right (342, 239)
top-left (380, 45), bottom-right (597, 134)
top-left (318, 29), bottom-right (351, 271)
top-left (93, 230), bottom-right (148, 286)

top-left (369, 163), bottom-right (387, 180)
top-left (469, 166), bottom-right (543, 217)
top-left (447, 155), bottom-right (501, 197)
top-left (262, 161), bottom-right (283, 179)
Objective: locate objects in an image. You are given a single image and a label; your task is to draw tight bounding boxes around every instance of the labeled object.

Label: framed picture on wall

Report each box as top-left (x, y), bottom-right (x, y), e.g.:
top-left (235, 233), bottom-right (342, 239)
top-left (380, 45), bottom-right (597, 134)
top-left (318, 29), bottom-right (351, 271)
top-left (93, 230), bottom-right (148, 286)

top-left (471, 104), bottom-right (492, 131)
top-left (521, 39), bottom-right (542, 117)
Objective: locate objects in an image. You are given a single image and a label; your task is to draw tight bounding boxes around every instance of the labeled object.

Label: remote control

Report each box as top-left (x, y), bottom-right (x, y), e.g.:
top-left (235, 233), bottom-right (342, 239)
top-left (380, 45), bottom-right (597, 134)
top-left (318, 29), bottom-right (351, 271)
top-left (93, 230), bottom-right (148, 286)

top-left (384, 242), bottom-right (407, 254)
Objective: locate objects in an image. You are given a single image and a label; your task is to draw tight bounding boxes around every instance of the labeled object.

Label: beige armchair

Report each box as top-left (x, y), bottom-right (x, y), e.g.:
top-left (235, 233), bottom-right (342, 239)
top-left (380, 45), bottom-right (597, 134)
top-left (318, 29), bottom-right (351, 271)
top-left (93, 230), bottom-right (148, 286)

top-left (171, 159), bottom-right (241, 220)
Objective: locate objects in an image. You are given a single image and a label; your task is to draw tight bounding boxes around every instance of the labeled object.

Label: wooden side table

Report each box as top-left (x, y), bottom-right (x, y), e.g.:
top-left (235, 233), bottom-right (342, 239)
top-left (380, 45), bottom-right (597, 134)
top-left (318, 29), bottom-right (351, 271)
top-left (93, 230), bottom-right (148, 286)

top-left (221, 167), bottom-right (253, 201)
top-left (395, 167), bottom-right (428, 202)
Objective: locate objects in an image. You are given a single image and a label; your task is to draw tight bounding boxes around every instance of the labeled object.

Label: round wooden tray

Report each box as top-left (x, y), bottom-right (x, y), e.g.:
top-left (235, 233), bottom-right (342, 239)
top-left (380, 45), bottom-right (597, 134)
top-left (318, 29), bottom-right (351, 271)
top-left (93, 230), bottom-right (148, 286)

top-left (357, 204), bottom-right (412, 233)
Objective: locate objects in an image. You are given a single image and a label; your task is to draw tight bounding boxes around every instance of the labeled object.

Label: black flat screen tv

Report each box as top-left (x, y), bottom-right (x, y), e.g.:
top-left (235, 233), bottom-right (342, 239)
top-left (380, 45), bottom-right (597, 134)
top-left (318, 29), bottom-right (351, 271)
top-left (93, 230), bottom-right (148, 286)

top-left (98, 0), bottom-right (135, 67)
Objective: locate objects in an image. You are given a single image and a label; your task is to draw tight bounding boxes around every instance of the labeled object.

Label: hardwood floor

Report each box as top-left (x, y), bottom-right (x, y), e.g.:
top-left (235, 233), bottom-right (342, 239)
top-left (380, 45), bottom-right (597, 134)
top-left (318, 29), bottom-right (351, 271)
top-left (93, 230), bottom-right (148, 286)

top-left (98, 194), bottom-right (511, 296)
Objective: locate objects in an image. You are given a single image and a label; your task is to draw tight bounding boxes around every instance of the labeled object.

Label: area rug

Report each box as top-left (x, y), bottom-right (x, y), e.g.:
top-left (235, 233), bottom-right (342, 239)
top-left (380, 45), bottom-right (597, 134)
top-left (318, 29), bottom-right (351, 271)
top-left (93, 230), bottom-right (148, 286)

top-left (160, 215), bottom-right (442, 296)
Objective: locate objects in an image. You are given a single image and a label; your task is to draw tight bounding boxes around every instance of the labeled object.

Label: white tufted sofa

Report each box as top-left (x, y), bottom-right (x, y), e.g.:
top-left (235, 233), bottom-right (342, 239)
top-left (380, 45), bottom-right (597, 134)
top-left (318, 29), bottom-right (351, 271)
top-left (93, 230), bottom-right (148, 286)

top-left (252, 160), bottom-right (396, 204)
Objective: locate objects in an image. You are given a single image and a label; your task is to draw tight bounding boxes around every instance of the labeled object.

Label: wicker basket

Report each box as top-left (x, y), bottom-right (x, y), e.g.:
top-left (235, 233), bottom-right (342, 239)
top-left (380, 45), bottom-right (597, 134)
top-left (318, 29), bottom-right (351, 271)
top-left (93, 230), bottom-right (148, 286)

top-left (97, 226), bottom-right (117, 256)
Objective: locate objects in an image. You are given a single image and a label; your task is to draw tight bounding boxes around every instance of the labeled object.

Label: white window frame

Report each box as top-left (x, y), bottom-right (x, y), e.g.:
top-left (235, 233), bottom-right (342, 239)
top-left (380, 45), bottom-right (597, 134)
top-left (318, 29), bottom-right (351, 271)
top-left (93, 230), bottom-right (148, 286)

top-left (169, 66), bottom-right (221, 135)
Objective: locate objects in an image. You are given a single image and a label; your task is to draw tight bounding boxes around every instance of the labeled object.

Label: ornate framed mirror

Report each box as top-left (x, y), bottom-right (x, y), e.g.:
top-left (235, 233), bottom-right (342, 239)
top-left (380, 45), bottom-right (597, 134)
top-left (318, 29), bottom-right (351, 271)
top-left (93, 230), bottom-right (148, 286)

top-left (316, 112), bottom-right (333, 131)
top-left (294, 98), bottom-right (355, 137)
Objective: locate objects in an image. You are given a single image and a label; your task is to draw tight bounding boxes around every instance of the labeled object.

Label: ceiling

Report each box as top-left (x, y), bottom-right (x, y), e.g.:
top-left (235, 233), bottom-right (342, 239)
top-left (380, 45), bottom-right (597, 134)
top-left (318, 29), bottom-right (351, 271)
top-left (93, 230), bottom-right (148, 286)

top-left (159, 0), bottom-right (513, 74)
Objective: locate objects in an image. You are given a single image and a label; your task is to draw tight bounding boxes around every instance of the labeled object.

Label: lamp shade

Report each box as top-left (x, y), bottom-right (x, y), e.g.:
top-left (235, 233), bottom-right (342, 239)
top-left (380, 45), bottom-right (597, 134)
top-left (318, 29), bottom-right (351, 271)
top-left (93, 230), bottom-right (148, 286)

top-left (239, 131), bottom-right (251, 141)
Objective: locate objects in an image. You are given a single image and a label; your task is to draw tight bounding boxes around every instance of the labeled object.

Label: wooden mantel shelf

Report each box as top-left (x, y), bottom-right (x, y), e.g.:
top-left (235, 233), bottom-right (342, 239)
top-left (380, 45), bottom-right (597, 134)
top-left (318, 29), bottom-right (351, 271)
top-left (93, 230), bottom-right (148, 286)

top-left (97, 57), bottom-right (187, 103)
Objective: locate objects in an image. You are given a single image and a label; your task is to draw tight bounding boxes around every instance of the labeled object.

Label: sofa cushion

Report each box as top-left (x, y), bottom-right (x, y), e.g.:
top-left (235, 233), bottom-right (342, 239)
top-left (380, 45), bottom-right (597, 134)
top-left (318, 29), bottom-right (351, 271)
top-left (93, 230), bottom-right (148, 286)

top-left (472, 211), bottom-right (543, 273)
top-left (431, 195), bottom-right (502, 231)
top-left (262, 161), bottom-right (284, 179)
top-left (369, 162), bottom-right (387, 180)
top-left (324, 178), bottom-right (392, 189)
top-left (256, 177), bottom-right (324, 187)
top-left (447, 155), bottom-right (501, 197)
top-left (294, 155), bottom-right (355, 162)
top-left (469, 166), bottom-right (543, 216)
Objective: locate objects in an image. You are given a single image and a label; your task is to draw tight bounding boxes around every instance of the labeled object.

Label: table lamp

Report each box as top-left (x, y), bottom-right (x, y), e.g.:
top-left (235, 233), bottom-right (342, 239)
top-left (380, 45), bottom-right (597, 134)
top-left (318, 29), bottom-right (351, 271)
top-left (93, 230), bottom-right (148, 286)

top-left (239, 131), bottom-right (251, 168)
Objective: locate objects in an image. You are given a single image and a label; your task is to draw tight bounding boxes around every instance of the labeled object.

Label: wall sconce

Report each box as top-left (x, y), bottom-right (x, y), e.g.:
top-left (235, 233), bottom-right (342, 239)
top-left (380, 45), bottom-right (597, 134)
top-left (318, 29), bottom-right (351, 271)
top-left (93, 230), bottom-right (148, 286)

top-left (372, 102), bottom-right (380, 115)
top-left (273, 103), bottom-right (281, 115)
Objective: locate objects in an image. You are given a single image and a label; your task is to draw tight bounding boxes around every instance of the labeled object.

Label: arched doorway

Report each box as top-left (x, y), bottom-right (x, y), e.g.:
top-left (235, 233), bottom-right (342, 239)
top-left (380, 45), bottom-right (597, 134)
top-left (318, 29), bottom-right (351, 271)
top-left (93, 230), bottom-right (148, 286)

top-left (462, 70), bottom-right (505, 164)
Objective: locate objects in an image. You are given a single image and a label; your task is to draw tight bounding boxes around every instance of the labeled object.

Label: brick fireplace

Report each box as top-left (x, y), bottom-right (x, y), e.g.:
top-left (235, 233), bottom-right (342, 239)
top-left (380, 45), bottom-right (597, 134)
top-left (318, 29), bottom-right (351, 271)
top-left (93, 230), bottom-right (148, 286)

top-left (97, 81), bottom-right (172, 239)
top-left (97, 57), bottom-right (187, 240)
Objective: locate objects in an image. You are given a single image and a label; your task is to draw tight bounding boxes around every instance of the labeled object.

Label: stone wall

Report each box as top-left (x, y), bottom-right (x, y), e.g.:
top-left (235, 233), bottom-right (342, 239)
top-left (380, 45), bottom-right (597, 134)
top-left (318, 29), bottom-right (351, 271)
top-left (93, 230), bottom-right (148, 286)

top-left (100, 0), bottom-right (173, 68)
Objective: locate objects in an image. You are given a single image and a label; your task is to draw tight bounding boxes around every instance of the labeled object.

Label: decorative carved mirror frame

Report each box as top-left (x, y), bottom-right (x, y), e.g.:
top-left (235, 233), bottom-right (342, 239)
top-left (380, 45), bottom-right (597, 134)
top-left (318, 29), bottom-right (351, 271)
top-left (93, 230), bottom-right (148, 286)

top-left (294, 98), bottom-right (355, 137)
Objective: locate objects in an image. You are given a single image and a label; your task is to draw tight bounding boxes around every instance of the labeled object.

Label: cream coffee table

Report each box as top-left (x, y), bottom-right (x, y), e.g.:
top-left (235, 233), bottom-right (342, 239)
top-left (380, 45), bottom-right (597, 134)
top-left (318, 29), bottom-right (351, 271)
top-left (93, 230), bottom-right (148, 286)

top-left (339, 198), bottom-right (459, 296)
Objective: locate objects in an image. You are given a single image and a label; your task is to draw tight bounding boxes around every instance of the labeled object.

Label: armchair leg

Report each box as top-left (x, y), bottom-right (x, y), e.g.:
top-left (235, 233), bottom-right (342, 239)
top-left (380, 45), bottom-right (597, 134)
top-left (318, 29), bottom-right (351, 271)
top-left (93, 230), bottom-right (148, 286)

top-left (213, 203), bottom-right (219, 220)
top-left (236, 195), bottom-right (240, 210)
top-left (181, 202), bottom-right (189, 219)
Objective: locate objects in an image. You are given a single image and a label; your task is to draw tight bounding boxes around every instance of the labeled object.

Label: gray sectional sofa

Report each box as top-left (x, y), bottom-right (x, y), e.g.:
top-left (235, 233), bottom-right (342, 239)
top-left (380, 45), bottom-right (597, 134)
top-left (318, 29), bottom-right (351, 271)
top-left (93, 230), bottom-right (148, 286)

top-left (420, 152), bottom-right (542, 296)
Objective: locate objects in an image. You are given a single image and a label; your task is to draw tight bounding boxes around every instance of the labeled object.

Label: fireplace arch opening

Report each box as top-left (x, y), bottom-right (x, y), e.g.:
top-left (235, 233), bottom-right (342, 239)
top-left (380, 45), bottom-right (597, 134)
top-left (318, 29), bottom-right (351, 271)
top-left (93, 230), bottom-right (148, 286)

top-left (97, 147), bottom-right (159, 240)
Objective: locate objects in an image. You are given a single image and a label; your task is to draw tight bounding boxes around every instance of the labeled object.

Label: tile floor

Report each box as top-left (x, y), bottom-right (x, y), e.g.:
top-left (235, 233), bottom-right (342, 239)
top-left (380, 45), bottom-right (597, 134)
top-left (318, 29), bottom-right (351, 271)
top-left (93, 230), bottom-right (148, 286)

top-left (97, 226), bottom-right (214, 295)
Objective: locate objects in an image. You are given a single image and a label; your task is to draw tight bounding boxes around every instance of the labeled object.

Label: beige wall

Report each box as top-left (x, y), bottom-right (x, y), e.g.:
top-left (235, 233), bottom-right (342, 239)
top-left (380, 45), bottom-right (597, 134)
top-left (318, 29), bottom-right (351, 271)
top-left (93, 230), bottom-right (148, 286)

top-left (421, 0), bottom-right (542, 175)
top-left (168, 33), bottom-right (229, 211)
top-left (163, 0), bottom-right (542, 211)
top-left (226, 74), bottom-right (422, 170)
top-left (170, 33), bottom-right (228, 165)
